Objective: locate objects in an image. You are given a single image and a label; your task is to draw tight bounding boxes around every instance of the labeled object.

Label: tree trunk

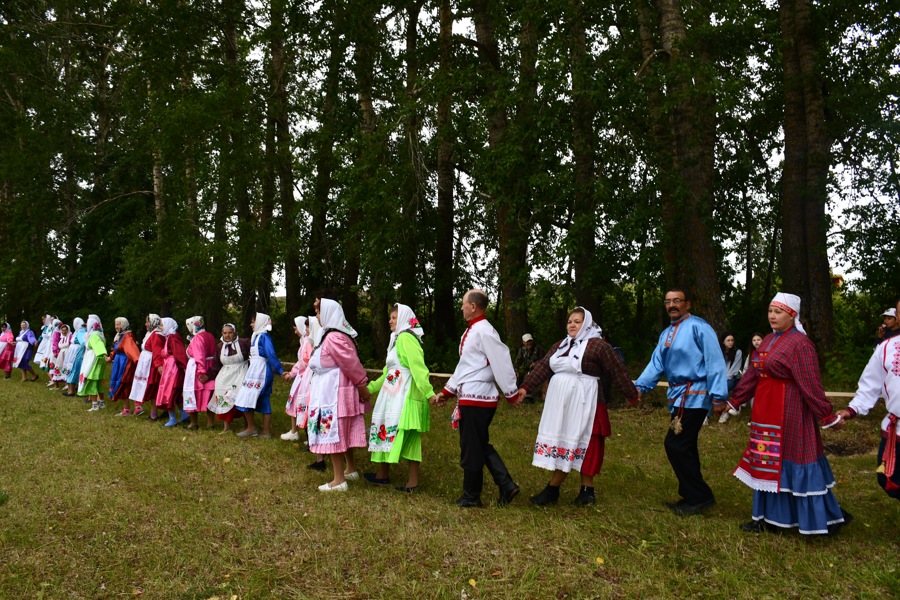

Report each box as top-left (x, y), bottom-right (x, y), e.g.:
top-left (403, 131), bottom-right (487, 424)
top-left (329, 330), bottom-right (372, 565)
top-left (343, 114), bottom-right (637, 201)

top-left (780, 0), bottom-right (834, 353)
top-left (433, 0), bottom-right (457, 347)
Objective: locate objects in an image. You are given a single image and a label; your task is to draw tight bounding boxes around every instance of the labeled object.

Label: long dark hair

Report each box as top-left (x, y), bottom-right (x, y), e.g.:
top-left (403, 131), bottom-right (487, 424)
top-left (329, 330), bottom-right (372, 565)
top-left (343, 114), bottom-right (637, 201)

top-left (720, 331), bottom-right (737, 365)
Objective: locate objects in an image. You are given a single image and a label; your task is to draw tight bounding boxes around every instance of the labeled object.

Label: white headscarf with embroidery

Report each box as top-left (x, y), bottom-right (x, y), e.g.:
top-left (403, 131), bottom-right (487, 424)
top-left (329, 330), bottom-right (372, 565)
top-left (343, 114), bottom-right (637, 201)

top-left (86, 314), bottom-right (105, 343)
top-left (769, 292), bottom-right (806, 335)
top-left (317, 299), bottom-right (357, 339)
top-left (388, 303), bottom-right (423, 353)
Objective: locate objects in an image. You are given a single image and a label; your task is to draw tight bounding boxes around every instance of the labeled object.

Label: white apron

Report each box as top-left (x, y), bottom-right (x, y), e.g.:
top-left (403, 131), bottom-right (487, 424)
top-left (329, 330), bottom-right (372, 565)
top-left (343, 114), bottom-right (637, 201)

top-left (60, 336), bottom-right (81, 378)
top-left (368, 345), bottom-right (413, 453)
top-left (210, 342), bottom-right (248, 414)
top-left (306, 348), bottom-right (341, 446)
top-left (0, 340), bottom-right (8, 356)
top-left (53, 337), bottom-right (70, 381)
top-left (13, 337), bottom-right (30, 368)
top-left (183, 358), bottom-right (199, 412)
top-left (129, 349), bottom-right (153, 402)
top-left (34, 327), bottom-right (51, 366)
top-left (77, 347), bottom-right (97, 394)
top-left (234, 337), bottom-right (267, 410)
top-left (532, 355), bottom-right (599, 473)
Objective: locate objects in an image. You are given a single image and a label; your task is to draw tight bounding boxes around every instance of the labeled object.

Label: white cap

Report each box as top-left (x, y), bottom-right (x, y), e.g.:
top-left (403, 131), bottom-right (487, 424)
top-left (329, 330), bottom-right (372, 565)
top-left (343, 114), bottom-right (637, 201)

top-left (882, 308), bottom-right (897, 318)
top-left (522, 333), bottom-right (533, 342)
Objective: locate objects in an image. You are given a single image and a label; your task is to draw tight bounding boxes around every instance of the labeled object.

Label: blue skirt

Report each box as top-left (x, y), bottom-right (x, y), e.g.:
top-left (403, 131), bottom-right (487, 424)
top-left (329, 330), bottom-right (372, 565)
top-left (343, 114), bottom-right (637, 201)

top-left (109, 350), bottom-right (127, 397)
top-left (66, 345), bottom-right (85, 385)
top-left (750, 456), bottom-right (845, 535)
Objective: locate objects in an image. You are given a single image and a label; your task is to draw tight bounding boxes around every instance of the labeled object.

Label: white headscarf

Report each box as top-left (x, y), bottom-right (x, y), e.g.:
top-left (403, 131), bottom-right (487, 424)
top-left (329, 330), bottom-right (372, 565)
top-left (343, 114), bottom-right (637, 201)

top-left (114, 317), bottom-right (130, 343)
top-left (72, 317), bottom-right (85, 331)
top-left (86, 314), bottom-right (105, 343)
top-left (186, 316), bottom-right (205, 336)
top-left (317, 299), bottom-right (357, 340)
top-left (251, 312), bottom-right (271, 343)
top-left (307, 316), bottom-right (322, 346)
top-left (148, 314), bottom-right (162, 332)
top-left (43, 314), bottom-right (52, 329)
top-left (551, 307), bottom-right (603, 374)
top-left (293, 316), bottom-right (308, 337)
top-left (388, 303), bottom-right (424, 352)
top-left (160, 317), bottom-right (178, 337)
top-left (769, 292), bottom-right (806, 335)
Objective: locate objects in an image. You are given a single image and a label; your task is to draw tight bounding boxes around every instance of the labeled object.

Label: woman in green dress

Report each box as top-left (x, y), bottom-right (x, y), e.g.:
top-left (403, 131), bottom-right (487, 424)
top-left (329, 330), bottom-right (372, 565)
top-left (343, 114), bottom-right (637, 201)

top-left (79, 314), bottom-right (108, 412)
top-left (365, 303), bottom-right (433, 492)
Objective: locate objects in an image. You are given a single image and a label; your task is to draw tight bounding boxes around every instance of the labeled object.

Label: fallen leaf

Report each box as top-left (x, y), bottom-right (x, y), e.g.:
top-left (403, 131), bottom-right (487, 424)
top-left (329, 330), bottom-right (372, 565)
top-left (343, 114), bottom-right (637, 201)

top-left (223, 457), bottom-right (231, 464)
top-left (491, 570), bottom-right (502, 577)
top-left (469, 579), bottom-right (476, 587)
top-left (595, 557), bottom-right (605, 565)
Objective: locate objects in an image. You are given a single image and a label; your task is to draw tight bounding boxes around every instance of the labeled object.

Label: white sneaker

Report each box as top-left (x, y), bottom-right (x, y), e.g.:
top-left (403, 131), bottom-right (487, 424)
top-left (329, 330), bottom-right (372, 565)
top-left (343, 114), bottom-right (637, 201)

top-left (87, 404), bottom-right (99, 412)
top-left (703, 416), bottom-right (710, 426)
top-left (46, 381), bottom-right (54, 387)
top-left (728, 407), bottom-right (740, 417)
top-left (280, 430), bottom-right (300, 441)
top-left (318, 481), bottom-right (348, 492)
top-left (344, 471), bottom-right (360, 481)
top-left (98, 402), bottom-right (105, 409)
top-left (718, 412), bottom-right (730, 424)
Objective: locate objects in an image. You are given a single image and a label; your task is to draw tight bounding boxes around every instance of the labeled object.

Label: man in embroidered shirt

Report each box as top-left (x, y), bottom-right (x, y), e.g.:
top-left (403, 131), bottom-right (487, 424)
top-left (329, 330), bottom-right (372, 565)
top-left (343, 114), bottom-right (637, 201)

top-left (635, 288), bottom-right (728, 515)
top-left (432, 289), bottom-right (521, 507)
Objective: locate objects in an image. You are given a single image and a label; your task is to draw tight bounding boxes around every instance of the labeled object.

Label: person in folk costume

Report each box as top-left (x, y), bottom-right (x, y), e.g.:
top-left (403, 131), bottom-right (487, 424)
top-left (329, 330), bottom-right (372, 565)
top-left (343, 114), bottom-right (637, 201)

top-left (45, 319), bottom-right (63, 387)
top-left (286, 316), bottom-right (328, 469)
top-left (233, 312), bottom-right (284, 438)
top-left (79, 315), bottom-right (108, 412)
top-left (281, 316), bottom-right (314, 440)
top-left (34, 314), bottom-right (53, 372)
top-left (634, 288), bottom-right (728, 516)
top-left (364, 303), bottom-right (432, 493)
top-left (431, 290), bottom-right (521, 508)
top-left (520, 307), bottom-right (640, 507)
top-left (128, 314), bottom-right (164, 419)
top-left (0, 323), bottom-right (15, 378)
top-left (714, 293), bottom-right (851, 535)
top-left (155, 317), bottom-right (190, 427)
top-left (210, 323), bottom-right (251, 434)
top-left (14, 321), bottom-right (40, 382)
top-left (183, 316), bottom-right (219, 431)
top-left (63, 318), bottom-right (87, 396)
top-left (51, 324), bottom-right (72, 387)
top-left (838, 298), bottom-right (900, 501)
top-left (306, 298), bottom-right (371, 491)
top-left (107, 318), bottom-right (141, 416)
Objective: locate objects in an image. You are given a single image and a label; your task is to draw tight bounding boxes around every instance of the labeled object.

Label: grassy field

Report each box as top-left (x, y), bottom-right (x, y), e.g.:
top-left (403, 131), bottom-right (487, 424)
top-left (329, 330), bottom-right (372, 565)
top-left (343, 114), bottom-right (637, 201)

top-left (0, 371), bottom-right (898, 600)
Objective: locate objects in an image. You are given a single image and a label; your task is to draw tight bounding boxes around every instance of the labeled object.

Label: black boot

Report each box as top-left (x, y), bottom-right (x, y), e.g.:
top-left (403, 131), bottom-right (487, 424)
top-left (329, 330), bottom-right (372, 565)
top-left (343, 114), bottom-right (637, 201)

top-left (485, 450), bottom-right (519, 506)
top-left (572, 486), bottom-right (595, 506)
top-left (456, 469), bottom-right (484, 508)
top-left (529, 484), bottom-right (560, 506)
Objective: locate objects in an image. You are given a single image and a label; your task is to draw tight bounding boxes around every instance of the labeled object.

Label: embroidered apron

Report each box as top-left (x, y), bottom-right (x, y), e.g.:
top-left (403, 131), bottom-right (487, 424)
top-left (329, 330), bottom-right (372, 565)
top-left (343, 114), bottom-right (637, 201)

top-left (34, 327), bottom-right (51, 366)
top-left (129, 346), bottom-right (154, 402)
top-left (369, 345), bottom-right (412, 453)
top-left (733, 335), bottom-right (791, 493)
top-left (306, 348), bottom-right (341, 447)
top-left (235, 337), bottom-right (267, 410)
top-left (183, 356), bottom-right (199, 412)
top-left (60, 337), bottom-right (82, 378)
top-left (210, 343), bottom-right (248, 414)
top-left (285, 346), bottom-right (306, 418)
top-left (53, 337), bottom-right (70, 380)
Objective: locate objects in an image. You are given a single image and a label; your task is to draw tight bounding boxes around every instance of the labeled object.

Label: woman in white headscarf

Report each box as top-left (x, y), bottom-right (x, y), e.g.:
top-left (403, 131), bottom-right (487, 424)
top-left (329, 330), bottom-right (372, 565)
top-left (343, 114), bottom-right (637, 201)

top-left (234, 312), bottom-right (284, 438)
top-left (715, 292), bottom-right (850, 535)
top-left (183, 316), bottom-right (218, 430)
top-left (107, 317), bottom-right (141, 415)
top-left (45, 319), bottom-right (63, 387)
top-left (0, 322), bottom-right (15, 378)
top-left (62, 317), bottom-right (87, 396)
top-left (155, 317), bottom-right (189, 427)
top-left (519, 307), bottom-right (639, 507)
top-left (128, 314), bottom-right (165, 419)
top-left (14, 321), bottom-right (40, 382)
top-left (364, 304), bottom-right (432, 492)
top-left (50, 323), bottom-right (70, 389)
top-left (210, 323), bottom-right (250, 433)
top-left (307, 298), bottom-right (371, 491)
top-left (281, 316), bottom-right (314, 441)
top-left (34, 314), bottom-right (53, 371)
top-left (79, 315), bottom-right (108, 412)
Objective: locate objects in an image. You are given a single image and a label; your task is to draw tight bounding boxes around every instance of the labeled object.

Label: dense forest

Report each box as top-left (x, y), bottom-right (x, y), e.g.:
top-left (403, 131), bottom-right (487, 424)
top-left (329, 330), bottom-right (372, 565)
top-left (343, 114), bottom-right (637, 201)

top-left (0, 1), bottom-right (897, 374)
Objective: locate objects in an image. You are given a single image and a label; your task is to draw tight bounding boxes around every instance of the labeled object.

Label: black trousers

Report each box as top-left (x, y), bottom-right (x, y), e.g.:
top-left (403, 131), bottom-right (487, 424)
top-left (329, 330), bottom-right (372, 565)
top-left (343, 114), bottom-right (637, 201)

top-left (458, 405), bottom-right (498, 470)
top-left (664, 407), bottom-right (714, 505)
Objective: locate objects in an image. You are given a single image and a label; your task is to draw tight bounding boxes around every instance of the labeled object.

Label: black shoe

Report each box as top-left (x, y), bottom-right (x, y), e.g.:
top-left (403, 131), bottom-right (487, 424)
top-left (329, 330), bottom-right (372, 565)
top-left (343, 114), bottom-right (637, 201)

top-left (307, 460), bottom-right (327, 472)
top-left (498, 484), bottom-right (520, 506)
top-left (456, 495), bottom-right (484, 508)
top-left (395, 485), bottom-right (417, 493)
top-left (740, 519), bottom-right (772, 533)
top-left (663, 499), bottom-right (686, 510)
top-left (529, 485), bottom-right (560, 506)
top-left (672, 498), bottom-right (715, 516)
top-left (827, 508), bottom-right (854, 536)
top-left (573, 486), bottom-right (596, 506)
top-left (364, 472), bottom-right (391, 486)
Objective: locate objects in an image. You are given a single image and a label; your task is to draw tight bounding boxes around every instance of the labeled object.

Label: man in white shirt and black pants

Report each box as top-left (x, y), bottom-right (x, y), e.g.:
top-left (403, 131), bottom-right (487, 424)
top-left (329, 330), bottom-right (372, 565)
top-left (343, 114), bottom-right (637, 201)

top-left (433, 289), bottom-right (521, 507)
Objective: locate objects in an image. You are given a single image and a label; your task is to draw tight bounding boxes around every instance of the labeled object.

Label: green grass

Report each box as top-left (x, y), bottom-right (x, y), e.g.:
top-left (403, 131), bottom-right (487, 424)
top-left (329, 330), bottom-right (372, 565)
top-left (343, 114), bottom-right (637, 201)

top-left (0, 374), bottom-right (898, 599)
